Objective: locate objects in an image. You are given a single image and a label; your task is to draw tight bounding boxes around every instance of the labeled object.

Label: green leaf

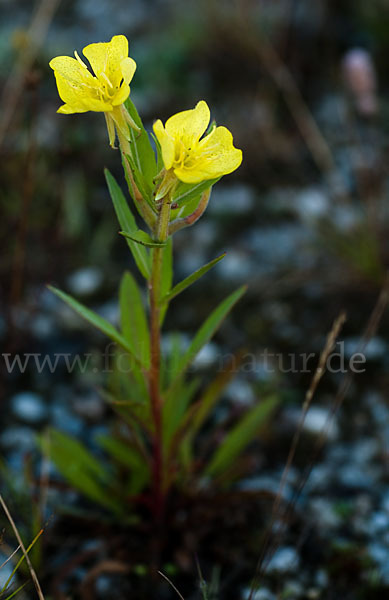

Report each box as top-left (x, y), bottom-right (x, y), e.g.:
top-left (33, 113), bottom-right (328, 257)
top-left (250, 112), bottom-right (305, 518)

top-left (124, 97), bottom-right (157, 187)
top-left (119, 271), bottom-right (150, 369)
top-left (180, 355), bottom-right (240, 468)
top-left (205, 395), bottom-right (279, 477)
top-left (104, 169), bottom-right (151, 279)
top-left (172, 286), bottom-right (247, 382)
top-left (161, 253), bottom-right (226, 304)
top-left (120, 229), bottom-right (166, 247)
top-left (39, 430), bottom-right (123, 514)
top-left (163, 377), bottom-right (200, 452)
top-left (97, 435), bottom-right (146, 471)
top-left (172, 177), bottom-right (220, 208)
top-left (49, 285), bottom-right (144, 366)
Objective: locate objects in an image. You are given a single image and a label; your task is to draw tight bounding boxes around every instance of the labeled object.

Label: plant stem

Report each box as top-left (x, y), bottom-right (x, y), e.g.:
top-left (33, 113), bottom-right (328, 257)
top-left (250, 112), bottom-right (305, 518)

top-left (149, 195), bottom-right (171, 520)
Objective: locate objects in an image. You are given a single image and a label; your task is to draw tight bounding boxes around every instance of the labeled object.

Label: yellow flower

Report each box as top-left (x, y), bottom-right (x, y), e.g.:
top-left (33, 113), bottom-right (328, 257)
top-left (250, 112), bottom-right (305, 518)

top-left (153, 100), bottom-right (242, 185)
top-left (49, 35), bottom-right (138, 147)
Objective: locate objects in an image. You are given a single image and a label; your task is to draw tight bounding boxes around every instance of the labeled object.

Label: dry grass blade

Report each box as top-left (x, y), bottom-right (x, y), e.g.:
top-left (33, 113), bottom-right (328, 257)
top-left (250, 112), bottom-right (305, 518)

top-left (158, 570), bottom-right (185, 600)
top-left (0, 0), bottom-right (60, 148)
top-left (0, 546), bottom-right (21, 571)
top-left (248, 311), bottom-right (346, 600)
top-left (249, 275), bottom-right (389, 598)
top-left (0, 494), bottom-right (45, 600)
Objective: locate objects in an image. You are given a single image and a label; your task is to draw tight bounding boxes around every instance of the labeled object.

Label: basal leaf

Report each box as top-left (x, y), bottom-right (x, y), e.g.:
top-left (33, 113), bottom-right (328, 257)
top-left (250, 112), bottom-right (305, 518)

top-left (40, 429), bottom-right (123, 514)
top-left (205, 395), bottom-right (279, 477)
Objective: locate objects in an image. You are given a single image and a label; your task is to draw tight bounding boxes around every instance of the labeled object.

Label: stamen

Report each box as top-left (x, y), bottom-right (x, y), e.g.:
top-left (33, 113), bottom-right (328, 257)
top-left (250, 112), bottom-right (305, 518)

top-left (74, 50), bottom-right (89, 70)
top-left (100, 72), bottom-right (113, 88)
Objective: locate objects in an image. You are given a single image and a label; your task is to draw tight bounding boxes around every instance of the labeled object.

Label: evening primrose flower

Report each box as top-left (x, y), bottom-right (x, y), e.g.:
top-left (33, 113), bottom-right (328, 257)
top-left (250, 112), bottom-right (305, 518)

top-left (49, 35), bottom-right (138, 148)
top-left (153, 100), bottom-right (242, 185)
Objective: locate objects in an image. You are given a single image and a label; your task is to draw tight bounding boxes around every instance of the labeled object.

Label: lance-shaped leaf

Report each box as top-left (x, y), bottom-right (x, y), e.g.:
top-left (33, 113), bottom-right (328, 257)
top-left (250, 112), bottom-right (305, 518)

top-left (160, 253), bottom-right (226, 305)
top-left (204, 395), bottom-right (279, 478)
top-left (39, 429), bottom-right (123, 514)
top-left (49, 286), bottom-right (144, 366)
top-left (171, 285), bottom-right (247, 383)
top-left (104, 169), bottom-right (151, 279)
top-left (119, 271), bottom-right (150, 369)
top-left (120, 229), bottom-right (166, 248)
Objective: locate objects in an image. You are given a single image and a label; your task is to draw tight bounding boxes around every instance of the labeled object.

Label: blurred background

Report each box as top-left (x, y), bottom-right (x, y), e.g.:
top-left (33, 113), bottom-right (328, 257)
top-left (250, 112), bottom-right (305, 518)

top-left (1, 0), bottom-right (389, 598)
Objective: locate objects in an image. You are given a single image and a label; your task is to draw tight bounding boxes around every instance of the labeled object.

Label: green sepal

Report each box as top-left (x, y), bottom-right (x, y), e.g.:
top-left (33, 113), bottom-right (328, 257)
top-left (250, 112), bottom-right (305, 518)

top-left (124, 97), bottom-right (158, 188)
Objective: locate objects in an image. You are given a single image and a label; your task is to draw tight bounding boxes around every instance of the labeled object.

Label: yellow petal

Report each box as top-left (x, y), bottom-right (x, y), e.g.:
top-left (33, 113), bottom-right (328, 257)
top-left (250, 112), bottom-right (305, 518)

top-left (49, 56), bottom-right (94, 85)
top-left (153, 120), bottom-right (175, 170)
top-left (53, 71), bottom-right (91, 110)
top-left (120, 57), bottom-right (137, 85)
top-left (57, 103), bottom-right (88, 114)
top-left (112, 83), bottom-right (130, 106)
top-left (165, 100), bottom-right (210, 145)
top-left (83, 35), bottom-right (129, 87)
top-left (196, 126), bottom-right (243, 176)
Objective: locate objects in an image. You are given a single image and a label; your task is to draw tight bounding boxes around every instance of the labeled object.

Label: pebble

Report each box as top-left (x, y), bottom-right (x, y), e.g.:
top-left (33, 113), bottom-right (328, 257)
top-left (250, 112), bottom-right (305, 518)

top-left (265, 547), bottom-right (300, 574)
top-left (10, 392), bottom-right (47, 425)
top-left (309, 498), bottom-right (341, 530)
top-left (0, 426), bottom-right (36, 452)
top-left (242, 588), bottom-right (276, 600)
top-left (225, 378), bottom-right (255, 406)
top-left (192, 342), bottom-right (220, 369)
top-left (51, 403), bottom-right (84, 436)
top-left (72, 391), bottom-right (105, 421)
top-left (294, 187), bottom-right (329, 222)
top-left (209, 184), bottom-right (255, 215)
top-left (216, 249), bottom-right (253, 282)
top-left (0, 553), bottom-right (15, 589)
top-left (283, 406), bottom-right (338, 440)
top-left (67, 267), bottom-right (103, 297)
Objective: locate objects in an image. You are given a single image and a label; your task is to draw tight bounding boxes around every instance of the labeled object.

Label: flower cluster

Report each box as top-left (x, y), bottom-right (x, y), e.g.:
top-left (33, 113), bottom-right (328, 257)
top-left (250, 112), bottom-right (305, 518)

top-left (50, 35), bottom-right (242, 186)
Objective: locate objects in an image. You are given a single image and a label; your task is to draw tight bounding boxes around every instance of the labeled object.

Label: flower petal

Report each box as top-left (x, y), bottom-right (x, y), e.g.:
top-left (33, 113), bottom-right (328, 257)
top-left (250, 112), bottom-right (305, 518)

top-left (120, 57), bottom-right (137, 85)
top-left (195, 126), bottom-right (243, 176)
top-left (153, 120), bottom-right (175, 170)
top-left (165, 100), bottom-right (210, 145)
top-left (83, 35), bottom-right (129, 87)
top-left (57, 103), bottom-right (88, 114)
top-left (112, 83), bottom-right (130, 106)
top-left (49, 56), bottom-right (94, 85)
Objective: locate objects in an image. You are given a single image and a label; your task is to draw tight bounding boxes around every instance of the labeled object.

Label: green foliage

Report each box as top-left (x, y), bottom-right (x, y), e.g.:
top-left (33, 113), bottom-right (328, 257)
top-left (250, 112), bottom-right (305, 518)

top-left (170, 285), bottom-right (247, 384)
top-left (45, 95), bottom-right (278, 521)
top-left (105, 169), bottom-right (151, 278)
top-left (205, 395), bottom-right (279, 478)
top-left (48, 286), bottom-right (145, 368)
top-left (120, 272), bottom-right (151, 369)
top-left (161, 253), bottom-right (225, 304)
